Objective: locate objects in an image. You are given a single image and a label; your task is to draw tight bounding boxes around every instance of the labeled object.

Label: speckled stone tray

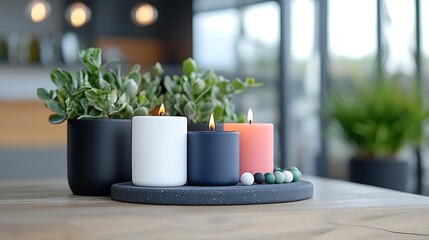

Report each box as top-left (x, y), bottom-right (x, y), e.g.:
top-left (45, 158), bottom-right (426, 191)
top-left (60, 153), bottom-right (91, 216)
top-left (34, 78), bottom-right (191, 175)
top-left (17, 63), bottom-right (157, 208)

top-left (110, 180), bottom-right (313, 205)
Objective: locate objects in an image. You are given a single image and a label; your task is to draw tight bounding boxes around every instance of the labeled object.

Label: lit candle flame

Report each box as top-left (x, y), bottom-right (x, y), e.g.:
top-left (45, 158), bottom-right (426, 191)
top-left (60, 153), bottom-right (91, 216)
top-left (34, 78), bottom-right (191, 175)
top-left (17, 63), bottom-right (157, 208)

top-left (247, 108), bottom-right (253, 124)
top-left (209, 113), bottom-right (215, 131)
top-left (159, 103), bottom-right (165, 116)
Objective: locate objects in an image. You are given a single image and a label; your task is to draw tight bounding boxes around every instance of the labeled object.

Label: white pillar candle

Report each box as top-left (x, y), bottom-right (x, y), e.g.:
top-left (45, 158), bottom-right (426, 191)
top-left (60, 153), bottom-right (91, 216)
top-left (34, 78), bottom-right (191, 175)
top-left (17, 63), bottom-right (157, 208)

top-left (132, 116), bottom-right (187, 187)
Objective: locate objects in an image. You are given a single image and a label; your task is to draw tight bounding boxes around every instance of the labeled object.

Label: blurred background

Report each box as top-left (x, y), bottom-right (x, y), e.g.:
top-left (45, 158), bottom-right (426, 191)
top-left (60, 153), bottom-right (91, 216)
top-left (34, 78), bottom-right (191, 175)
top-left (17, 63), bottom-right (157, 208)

top-left (1, 0), bottom-right (429, 195)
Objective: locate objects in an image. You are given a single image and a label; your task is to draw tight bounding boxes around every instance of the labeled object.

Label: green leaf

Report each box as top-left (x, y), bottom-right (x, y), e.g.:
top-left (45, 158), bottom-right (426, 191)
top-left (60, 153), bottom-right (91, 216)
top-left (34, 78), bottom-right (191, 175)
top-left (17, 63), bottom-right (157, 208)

top-left (249, 82), bottom-right (263, 87)
top-left (124, 79), bottom-right (138, 98)
top-left (123, 104), bottom-right (134, 119)
top-left (37, 88), bottom-right (51, 101)
top-left (218, 81), bottom-right (229, 94)
top-left (184, 102), bottom-right (195, 118)
top-left (76, 69), bottom-right (88, 88)
top-left (173, 102), bottom-right (184, 115)
top-left (137, 91), bottom-right (147, 106)
top-left (147, 81), bottom-right (159, 99)
top-left (89, 108), bottom-right (102, 117)
top-left (109, 103), bottom-right (128, 115)
top-left (245, 77), bottom-right (255, 85)
top-left (231, 78), bottom-right (245, 93)
top-left (93, 100), bottom-right (105, 112)
top-left (98, 78), bottom-right (110, 91)
top-left (182, 58), bottom-right (197, 76)
top-left (198, 102), bottom-right (214, 113)
top-left (193, 79), bottom-right (206, 94)
top-left (50, 69), bottom-right (67, 87)
top-left (117, 93), bottom-right (129, 105)
top-left (84, 90), bottom-right (99, 103)
top-left (130, 64), bottom-right (141, 73)
top-left (127, 72), bottom-right (141, 87)
top-left (45, 99), bottom-right (65, 115)
top-left (67, 109), bottom-right (79, 119)
top-left (48, 114), bottom-right (66, 124)
top-left (115, 65), bottom-right (123, 88)
top-left (79, 48), bottom-right (102, 72)
top-left (109, 90), bottom-right (118, 105)
top-left (80, 99), bottom-right (88, 115)
top-left (164, 75), bottom-right (175, 94)
top-left (213, 105), bottom-right (223, 120)
top-left (134, 106), bottom-right (149, 116)
top-left (152, 62), bottom-right (164, 76)
top-left (71, 86), bottom-right (91, 97)
top-left (183, 82), bottom-right (192, 98)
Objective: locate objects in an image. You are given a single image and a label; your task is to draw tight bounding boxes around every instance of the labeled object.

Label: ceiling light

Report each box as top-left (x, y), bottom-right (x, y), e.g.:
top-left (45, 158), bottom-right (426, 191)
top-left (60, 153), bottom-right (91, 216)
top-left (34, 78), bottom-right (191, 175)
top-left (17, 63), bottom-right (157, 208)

top-left (131, 3), bottom-right (158, 26)
top-left (27, 0), bottom-right (51, 23)
top-left (65, 2), bottom-right (91, 28)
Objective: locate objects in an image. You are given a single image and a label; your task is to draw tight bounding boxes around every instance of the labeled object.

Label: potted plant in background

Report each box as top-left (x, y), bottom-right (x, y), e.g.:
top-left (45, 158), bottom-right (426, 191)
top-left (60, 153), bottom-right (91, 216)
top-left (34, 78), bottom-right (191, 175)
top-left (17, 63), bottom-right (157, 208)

top-left (162, 58), bottom-right (262, 130)
top-left (327, 79), bottom-right (428, 191)
top-left (37, 48), bottom-right (162, 196)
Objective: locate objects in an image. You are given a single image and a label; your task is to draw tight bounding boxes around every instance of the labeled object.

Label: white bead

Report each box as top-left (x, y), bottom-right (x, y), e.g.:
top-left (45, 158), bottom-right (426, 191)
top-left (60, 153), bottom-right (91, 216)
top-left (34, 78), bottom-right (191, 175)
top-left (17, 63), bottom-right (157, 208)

top-left (283, 170), bottom-right (293, 183)
top-left (240, 172), bottom-right (254, 186)
top-left (274, 171), bottom-right (285, 183)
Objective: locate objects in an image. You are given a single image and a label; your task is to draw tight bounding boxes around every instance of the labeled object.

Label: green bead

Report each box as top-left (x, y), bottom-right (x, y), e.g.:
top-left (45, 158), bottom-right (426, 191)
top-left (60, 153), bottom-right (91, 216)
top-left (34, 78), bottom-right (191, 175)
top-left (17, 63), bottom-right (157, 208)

top-left (264, 172), bottom-right (275, 184)
top-left (288, 169), bottom-right (300, 182)
top-left (274, 167), bottom-right (282, 172)
top-left (287, 166), bottom-right (299, 172)
top-left (274, 171), bottom-right (285, 183)
top-left (287, 167), bottom-right (301, 179)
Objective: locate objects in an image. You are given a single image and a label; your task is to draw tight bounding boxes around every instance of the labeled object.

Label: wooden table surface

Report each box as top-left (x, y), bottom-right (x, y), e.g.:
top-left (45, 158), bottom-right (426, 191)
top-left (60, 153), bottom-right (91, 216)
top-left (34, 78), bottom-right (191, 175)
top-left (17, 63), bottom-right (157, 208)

top-left (1, 176), bottom-right (429, 240)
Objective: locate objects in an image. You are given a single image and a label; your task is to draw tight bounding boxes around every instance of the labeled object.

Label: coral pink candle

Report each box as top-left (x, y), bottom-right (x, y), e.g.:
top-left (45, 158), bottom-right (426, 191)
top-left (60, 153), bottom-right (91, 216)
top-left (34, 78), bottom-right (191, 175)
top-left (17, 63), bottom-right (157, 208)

top-left (224, 108), bottom-right (274, 175)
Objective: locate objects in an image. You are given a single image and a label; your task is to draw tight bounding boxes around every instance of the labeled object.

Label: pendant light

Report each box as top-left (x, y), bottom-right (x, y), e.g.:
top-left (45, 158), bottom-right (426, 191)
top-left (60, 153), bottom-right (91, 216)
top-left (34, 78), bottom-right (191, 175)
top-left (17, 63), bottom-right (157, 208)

top-left (26, 0), bottom-right (51, 23)
top-left (131, 3), bottom-right (158, 26)
top-left (65, 2), bottom-right (91, 28)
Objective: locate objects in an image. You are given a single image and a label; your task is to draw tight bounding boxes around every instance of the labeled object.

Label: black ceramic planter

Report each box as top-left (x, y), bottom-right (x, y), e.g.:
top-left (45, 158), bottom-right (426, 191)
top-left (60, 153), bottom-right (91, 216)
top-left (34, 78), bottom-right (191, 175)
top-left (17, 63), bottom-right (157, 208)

top-left (188, 123), bottom-right (224, 131)
top-left (349, 157), bottom-right (409, 191)
top-left (67, 119), bottom-right (132, 196)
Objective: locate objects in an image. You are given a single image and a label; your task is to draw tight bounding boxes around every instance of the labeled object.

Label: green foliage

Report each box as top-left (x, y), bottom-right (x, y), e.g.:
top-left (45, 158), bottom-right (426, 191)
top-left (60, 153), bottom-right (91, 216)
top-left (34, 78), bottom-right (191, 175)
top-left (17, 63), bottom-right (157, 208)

top-left (37, 48), bottom-right (162, 124)
top-left (38, 48), bottom-right (261, 125)
top-left (163, 58), bottom-right (262, 123)
top-left (327, 80), bottom-right (428, 159)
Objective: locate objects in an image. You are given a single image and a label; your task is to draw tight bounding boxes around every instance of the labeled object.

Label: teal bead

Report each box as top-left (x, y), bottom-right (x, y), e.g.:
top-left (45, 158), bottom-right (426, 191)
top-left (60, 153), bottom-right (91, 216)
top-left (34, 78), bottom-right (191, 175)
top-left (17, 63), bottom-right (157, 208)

top-left (274, 171), bottom-right (285, 184)
top-left (264, 172), bottom-right (275, 184)
top-left (274, 167), bottom-right (282, 172)
top-left (288, 169), bottom-right (300, 182)
top-left (287, 167), bottom-right (301, 179)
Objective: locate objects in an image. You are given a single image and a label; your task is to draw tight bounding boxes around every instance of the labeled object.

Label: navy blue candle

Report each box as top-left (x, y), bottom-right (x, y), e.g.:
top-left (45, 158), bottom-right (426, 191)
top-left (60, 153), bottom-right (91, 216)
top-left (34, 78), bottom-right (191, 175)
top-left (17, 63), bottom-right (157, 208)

top-left (187, 114), bottom-right (239, 186)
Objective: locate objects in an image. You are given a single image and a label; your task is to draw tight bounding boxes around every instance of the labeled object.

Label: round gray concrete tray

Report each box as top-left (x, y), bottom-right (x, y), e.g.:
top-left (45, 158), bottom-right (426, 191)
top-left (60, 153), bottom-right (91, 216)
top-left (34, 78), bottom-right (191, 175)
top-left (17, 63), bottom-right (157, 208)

top-left (111, 180), bottom-right (313, 205)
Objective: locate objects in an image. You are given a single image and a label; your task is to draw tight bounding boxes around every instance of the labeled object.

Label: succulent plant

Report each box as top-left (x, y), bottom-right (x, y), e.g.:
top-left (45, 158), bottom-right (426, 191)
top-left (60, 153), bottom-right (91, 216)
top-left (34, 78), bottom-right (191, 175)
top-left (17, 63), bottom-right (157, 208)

top-left (37, 48), bottom-right (162, 124)
top-left (162, 58), bottom-right (262, 123)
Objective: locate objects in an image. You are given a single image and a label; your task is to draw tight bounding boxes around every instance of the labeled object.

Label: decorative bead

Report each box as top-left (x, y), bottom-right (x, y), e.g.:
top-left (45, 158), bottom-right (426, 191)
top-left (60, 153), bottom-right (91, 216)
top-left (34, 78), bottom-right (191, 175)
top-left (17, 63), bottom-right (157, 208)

top-left (264, 172), bottom-right (275, 184)
top-left (287, 167), bottom-right (301, 179)
top-left (254, 172), bottom-right (265, 184)
top-left (283, 170), bottom-right (293, 183)
top-left (288, 169), bottom-right (300, 182)
top-left (274, 171), bottom-right (285, 184)
top-left (240, 172), bottom-right (254, 186)
top-left (274, 167), bottom-right (282, 172)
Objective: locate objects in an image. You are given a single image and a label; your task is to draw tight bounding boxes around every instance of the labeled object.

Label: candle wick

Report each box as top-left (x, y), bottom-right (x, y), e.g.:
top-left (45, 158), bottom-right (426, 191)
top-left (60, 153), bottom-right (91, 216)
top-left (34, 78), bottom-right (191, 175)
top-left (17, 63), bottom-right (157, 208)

top-left (249, 120), bottom-right (252, 124)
